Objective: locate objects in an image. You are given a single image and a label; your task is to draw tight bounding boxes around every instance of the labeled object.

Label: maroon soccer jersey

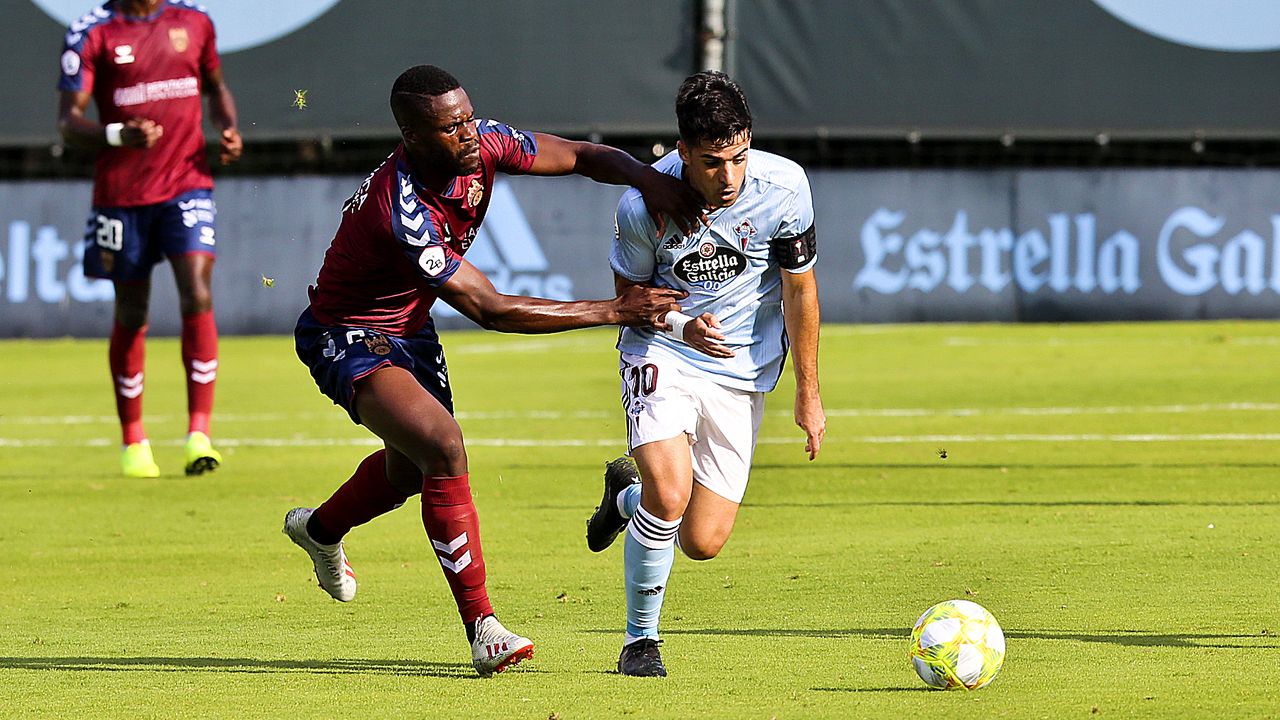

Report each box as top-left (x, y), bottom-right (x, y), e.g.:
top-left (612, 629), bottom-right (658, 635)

top-left (58, 1), bottom-right (219, 207)
top-left (308, 121), bottom-right (539, 337)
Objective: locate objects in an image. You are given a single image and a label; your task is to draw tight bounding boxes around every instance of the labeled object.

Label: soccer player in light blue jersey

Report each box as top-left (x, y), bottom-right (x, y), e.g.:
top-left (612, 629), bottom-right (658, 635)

top-left (584, 71), bottom-right (826, 677)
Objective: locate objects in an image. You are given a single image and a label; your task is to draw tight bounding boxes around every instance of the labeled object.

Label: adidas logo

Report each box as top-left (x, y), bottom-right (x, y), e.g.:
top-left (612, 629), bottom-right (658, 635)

top-left (435, 180), bottom-right (573, 318)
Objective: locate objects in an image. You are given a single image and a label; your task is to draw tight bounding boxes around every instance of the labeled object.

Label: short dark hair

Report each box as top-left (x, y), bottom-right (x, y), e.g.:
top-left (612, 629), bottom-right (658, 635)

top-left (390, 65), bottom-right (461, 125)
top-left (676, 71), bottom-right (752, 147)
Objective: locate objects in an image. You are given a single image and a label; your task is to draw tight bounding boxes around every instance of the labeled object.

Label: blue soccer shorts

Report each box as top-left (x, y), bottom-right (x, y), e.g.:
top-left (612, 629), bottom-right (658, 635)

top-left (82, 188), bottom-right (217, 282)
top-left (294, 308), bottom-right (454, 425)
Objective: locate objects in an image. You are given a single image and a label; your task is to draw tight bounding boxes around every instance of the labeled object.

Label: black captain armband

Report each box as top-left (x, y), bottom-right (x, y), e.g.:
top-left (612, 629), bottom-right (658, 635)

top-left (770, 224), bottom-right (816, 270)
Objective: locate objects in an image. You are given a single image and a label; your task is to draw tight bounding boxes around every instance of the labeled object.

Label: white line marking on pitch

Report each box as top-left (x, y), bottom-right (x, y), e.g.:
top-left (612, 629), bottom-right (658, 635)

top-left (2, 433), bottom-right (1279, 449)
top-left (3, 402), bottom-right (1277, 426)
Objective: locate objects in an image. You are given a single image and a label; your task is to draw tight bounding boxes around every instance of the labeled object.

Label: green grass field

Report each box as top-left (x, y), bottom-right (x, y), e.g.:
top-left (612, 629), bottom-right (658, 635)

top-left (3, 321), bottom-right (1278, 719)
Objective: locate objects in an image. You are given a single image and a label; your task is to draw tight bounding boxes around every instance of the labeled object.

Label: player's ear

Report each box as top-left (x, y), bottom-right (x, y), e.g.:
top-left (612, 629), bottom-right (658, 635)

top-left (676, 140), bottom-right (689, 164)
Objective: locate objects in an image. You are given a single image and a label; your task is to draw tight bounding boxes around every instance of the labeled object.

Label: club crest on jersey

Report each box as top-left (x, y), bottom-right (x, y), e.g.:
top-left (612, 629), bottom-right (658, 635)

top-left (674, 243), bottom-right (748, 290)
top-left (466, 179), bottom-right (484, 208)
top-left (169, 28), bottom-right (189, 52)
top-left (733, 219), bottom-right (757, 250)
top-left (362, 334), bottom-right (392, 356)
top-left (113, 45), bottom-right (135, 64)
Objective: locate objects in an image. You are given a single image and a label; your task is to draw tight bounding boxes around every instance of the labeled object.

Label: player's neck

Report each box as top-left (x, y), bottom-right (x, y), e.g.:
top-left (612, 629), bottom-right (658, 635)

top-left (117, 0), bottom-right (165, 17)
top-left (403, 149), bottom-right (454, 194)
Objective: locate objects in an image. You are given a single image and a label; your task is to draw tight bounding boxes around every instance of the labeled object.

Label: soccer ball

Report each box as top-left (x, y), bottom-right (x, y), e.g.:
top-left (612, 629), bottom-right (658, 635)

top-left (909, 599), bottom-right (1006, 690)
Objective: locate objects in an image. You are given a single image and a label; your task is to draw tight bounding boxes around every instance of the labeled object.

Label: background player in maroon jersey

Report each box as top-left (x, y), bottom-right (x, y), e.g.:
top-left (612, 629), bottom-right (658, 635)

top-left (283, 65), bottom-right (706, 677)
top-left (57, 0), bottom-right (241, 478)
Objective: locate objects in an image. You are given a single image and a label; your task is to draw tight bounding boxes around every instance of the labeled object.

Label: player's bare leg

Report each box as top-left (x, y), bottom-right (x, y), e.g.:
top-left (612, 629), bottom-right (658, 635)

top-left (356, 366), bottom-right (533, 676)
top-left (676, 483), bottom-right (741, 560)
top-left (112, 280), bottom-right (158, 478)
top-left (171, 253), bottom-right (221, 475)
top-left (615, 436), bottom-right (694, 677)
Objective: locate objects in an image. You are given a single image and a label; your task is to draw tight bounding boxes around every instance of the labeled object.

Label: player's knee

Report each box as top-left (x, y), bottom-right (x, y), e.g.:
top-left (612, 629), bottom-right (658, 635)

top-left (412, 432), bottom-right (467, 476)
top-left (645, 485), bottom-right (690, 520)
top-left (114, 305), bottom-right (148, 329)
top-left (179, 287), bottom-right (213, 315)
top-left (679, 534), bottom-right (726, 561)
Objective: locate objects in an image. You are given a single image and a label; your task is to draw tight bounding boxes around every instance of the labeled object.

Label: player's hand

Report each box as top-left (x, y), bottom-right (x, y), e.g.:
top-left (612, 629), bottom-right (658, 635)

top-left (636, 167), bottom-right (709, 238)
top-left (121, 118), bottom-right (163, 149)
top-left (682, 312), bottom-right (735, 359)
top-left (795, 392), bottom-right (826, 461)
top-left (614, 285), bottom-right (687, 327)
top-left (219, 127), bottom-right (243, 165)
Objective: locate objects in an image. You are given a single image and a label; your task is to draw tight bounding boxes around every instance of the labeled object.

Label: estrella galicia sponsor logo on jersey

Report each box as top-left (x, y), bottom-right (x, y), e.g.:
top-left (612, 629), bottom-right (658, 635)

top-left (673, 243), bottom-right (747, 289)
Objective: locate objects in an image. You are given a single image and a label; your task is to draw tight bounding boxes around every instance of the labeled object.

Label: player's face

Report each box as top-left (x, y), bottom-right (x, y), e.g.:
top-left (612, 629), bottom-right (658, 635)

top-left (404, 88), bottom-right (481, 176)
top-left (678, 131), bottom-right (751, 208)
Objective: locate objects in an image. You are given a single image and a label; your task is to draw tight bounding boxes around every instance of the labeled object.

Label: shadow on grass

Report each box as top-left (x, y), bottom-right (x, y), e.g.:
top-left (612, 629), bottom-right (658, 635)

top-left (812, 686), bottom-right (927, 693)
top-left (0, 656), bottom-right (491, 678)
top-left (616, 627), bottom-right (1278, 650)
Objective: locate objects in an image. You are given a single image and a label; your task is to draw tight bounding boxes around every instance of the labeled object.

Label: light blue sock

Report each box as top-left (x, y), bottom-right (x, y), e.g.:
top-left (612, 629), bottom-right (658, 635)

top-left (623, 505), bottom-right (680, 641)
top-left (616, 483), bottom-right (642, 519)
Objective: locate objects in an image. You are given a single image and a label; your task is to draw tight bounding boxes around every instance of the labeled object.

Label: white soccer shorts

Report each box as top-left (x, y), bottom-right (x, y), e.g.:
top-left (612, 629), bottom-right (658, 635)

top-left (619, 352), bottom-right (764, 504)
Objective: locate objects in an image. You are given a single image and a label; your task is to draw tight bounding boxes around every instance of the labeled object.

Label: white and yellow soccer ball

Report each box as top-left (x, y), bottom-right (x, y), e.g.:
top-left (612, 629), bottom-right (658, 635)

top-left (909, 599), bottom-right (1006, 690)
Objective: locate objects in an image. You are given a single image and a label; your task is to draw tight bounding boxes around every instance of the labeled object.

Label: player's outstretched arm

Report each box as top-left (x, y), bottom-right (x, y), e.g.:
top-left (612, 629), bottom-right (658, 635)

top-left (202, 67), bottom-right (241, 165)
top-left (439, 260), bottom-right (686, 334)
top-left (782, 268), bottom-right (825, 460)
top-left (527, 133), bottom-right (707, 236)
top-left (613, 275), bottom-right (734, 359)
top-left (57, 91), bottom-right (163, 150)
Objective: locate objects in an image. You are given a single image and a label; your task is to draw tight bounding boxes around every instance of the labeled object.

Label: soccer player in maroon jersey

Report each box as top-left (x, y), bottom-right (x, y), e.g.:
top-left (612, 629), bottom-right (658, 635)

top-left (282, 65), bottom-right (707, 676)
top-left (56, 0), bottom-right (241, 478)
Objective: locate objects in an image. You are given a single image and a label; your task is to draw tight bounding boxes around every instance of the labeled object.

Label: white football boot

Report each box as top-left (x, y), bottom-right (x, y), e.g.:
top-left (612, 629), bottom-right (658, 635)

top-left (283, 507), bottom-right (357, 602)
top-left (470, 615), bottom-right (534, 677)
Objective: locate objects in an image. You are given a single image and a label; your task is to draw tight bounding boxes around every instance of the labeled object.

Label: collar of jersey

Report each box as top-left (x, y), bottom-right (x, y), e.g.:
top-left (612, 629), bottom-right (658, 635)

top-left (117, 2), bottom-right (169, 22)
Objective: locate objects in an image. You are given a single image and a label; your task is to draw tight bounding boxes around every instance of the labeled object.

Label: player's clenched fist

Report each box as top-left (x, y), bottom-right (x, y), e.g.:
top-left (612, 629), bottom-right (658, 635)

top-left (680, 312), bottom-right (735, 358)
top-left (613, 286), bottom-right (687, 327)
top-left (220, 128), bottom-right (242, 164)
top-left (121, 117), bottom-right (163, 148)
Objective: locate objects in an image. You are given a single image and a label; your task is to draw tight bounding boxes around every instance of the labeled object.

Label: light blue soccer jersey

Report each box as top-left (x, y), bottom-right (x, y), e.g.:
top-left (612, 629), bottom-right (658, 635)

top-left (612, 149), bottom-right (815, 392)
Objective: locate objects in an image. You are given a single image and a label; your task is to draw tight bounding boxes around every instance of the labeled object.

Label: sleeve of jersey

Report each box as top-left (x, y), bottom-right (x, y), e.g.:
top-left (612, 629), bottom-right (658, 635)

top-left (389, 175), bottom-right (462, 288)
top-left (609, 194), bottom-right (659, 282)
top-left (199, 13), bottom-right (221, 73)
top-left (478, 119), bottom-right (539, 174)
top-left (770, 172), bottom-right (817, 273)
top-left (57, 24), bottom-right (95, 93)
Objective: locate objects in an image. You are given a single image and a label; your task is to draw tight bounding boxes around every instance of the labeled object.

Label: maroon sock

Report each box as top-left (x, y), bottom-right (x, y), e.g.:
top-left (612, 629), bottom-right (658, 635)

top-left (181, 310), bottom-right (218, 435)
top-left (309, 450), bottom-right (409, 544)
top-left (421, 474), bottom-right (493, 624)
top-left (109, 320), bottom-right (147, 445)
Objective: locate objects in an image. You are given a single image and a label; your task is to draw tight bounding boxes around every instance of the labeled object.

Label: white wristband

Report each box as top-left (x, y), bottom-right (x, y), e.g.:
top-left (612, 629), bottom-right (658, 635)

top-left (104, 122), bottom-right (125, 147)
top-left (661, 311), bottom-right (693, 342)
